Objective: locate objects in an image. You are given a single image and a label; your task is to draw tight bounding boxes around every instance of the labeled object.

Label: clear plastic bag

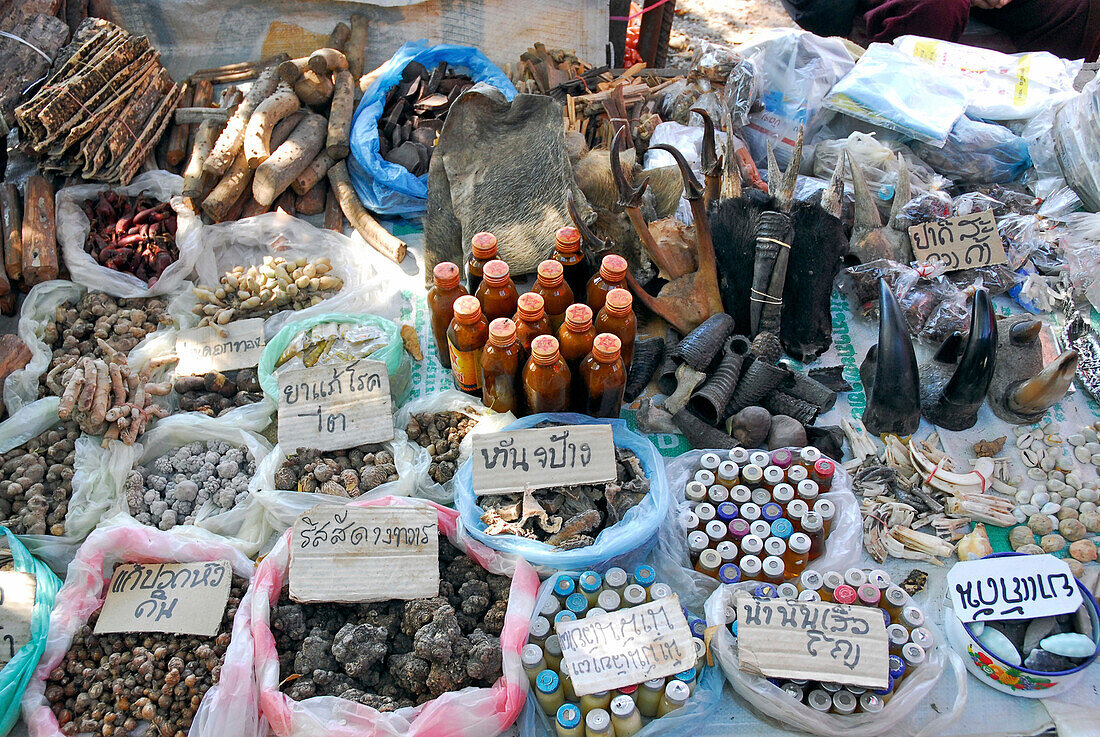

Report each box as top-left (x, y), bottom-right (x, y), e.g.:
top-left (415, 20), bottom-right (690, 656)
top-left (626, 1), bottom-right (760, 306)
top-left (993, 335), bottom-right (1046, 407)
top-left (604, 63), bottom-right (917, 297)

top-left (518, 571), bottom-right (725, 737)
top-left (912, 116), bottom-right (1030, 185)
top-left (250, 496), bottom-right (539, 737)
top-left (121, 411), bottom-right (276, 556)
top-left (184, 211), bottom-right (408, 339)
top-left (824, 44), bottom-right (969, 146)
top-left (721, 57), bottom-right (759, 130)
top-left (54, 171), bottom-right (204, 299)
top-left (21, 521), bottom-right (262, 737)
top-left (1061, 212), bottom-right (1100, 310)
top-left (652, 450), bottom-right (863, 612)
top-left (453, 413), bottom-right (670, 576)
top-left (689, 41), bottom-right (741, 84)
top-left (703, 580), bottom-right (968, 737)
top-left (661, 79), bottom-right (714, 126)
top-left (1051, 78), bottom-right (1100, 212)
top-left (394, 389), bottom-right (516, 505)
top-left (0, 529), bottom-right (60, 737)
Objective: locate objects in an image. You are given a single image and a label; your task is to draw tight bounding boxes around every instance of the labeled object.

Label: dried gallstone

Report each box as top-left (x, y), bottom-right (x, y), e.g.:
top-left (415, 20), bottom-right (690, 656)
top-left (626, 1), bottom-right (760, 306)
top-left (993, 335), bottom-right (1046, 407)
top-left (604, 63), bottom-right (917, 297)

top-left (405, 411), bottom-right (478, 484)
top-left (1008, 526), bottom-right (1035, 551)
top-left (0, 421), bottom-right (80, 536)
top-left (39, 293), bottom-right (173, 399)
top-left (173, 369), bottom-right (263, 417)
top-left (275, 445), bottom-right (398, 496)
top-left (272, 538), bottom-right (508, 709)
top-left (46, 573), bottom-right (246, 737)
top-left (125, 440), bottom-right (256, 529)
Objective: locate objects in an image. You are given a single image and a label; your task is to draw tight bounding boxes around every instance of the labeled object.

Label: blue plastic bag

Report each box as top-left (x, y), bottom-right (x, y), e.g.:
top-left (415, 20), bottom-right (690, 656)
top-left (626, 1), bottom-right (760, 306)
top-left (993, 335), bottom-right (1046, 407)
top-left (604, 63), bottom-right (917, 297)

top-left (0, 528), bottom-right (60, 737)
top-left (454, 413), bottom-right (670, 574)
top-left (913, 116), bottom-right (1031, 185)
top-left (348, 41), bottom-right (517, 217)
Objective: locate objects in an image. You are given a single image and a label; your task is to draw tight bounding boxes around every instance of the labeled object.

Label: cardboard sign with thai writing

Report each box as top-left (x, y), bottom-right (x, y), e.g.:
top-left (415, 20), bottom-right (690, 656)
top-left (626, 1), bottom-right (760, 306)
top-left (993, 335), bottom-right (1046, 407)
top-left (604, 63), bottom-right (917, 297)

top-left (947, 554), bottom-right (1082, 623)
top-left (277, 358), bottom-right (393, 452)
top-left (908, 210), bottom-right (1007, 271)
top-left (0, 571), bottom-right (36, 667)
top-left (289, 505), bottom-right (439, 603)
top-left (556, 595), bottom-right (696, 696)
top-left (175, 318), bottom-right (266, 374)
top-left (471, 425), bottom-right (616, 496)
top-left (735, 593), bottom-right (889, 689)
top-left (94, 560), bottom-right (232, 636)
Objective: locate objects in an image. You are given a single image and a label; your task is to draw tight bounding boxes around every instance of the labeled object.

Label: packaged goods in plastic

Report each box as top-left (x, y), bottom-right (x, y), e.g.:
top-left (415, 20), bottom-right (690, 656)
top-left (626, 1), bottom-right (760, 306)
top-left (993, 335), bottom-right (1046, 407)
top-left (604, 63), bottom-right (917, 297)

top-left (912, 116), bottom-right (1030, 185)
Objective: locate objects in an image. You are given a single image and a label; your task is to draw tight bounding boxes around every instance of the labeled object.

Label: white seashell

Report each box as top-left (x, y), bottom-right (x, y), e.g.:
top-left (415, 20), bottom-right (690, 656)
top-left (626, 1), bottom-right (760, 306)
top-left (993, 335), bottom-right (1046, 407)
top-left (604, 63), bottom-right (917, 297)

top-left (1010, 475), bottom-right (1024, 486)
top-left (1040, 502), bottom-right (1061, 515)
top-left (1028, 468), bottom-right (1047, 481)
top-left (1019, 504), bottom-right (1041, 516)
top-left (1015, 489), bottom-right (1033, 505)
top-left (1041, 455), bottom-right (1056, 472)
top-left (1069, 434), bottom-right (1087, 446)
top-left (1066, 472), bottom-right (1083, 490)
top-left (1031, 428), bottom-right (1046, 441)
top-left (1040, 633), bottom-right (1098, 659)
top-left (1064, 498), bottom-right (1080, 510)
top-left (1021, 449), bottom-right (1039, 467)
top-left (1084, 427), bottom-right (1099, 442)
top-left (1032, 491), bottom-right (1051, 506)
top-left (1014, 426), bottom-right (1029, 437)
top-left (1047, 479), bottom-right (1067, 494)
top-left (1044, 422), bottom-right (1060, 434)
top-left (1012, 508), bottom-right (1028, 523)
top-left (979, 627), bottom-right (1022, 666)
top-left (1078, 488), bottom-right (1099, 503)
top-left (1046, 434), bottom-right (1063, 446)
top-left (1056, 456), bottom-right (1076, 472)
top-left (1050, 493), bottom-right (1063, 505)
top-left (1075, 446), bottom-right (1092, 463)
top-left (1017, 434), bottom-right (1033, 449)
top-left (1080, 501), bottom-right (1098, 515)
top-left (1093, 454), bottom-right (1100, 466)
top-left (1087, 442), bottom-right (1100, 455)
top-left (1049, 471), bottom-right (1066, 483)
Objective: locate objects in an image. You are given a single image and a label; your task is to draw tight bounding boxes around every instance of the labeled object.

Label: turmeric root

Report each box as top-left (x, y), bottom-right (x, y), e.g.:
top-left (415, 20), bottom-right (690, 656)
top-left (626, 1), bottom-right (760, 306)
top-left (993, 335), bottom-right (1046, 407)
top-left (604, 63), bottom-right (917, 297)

top-left (253, 113), bottom-right (327, 206)
top-left (327, 70), bottom-right (354, 160)
top-left (243, 83), bottom-right (301, 168)
top-left (205, 64), bottom-right (282, 176)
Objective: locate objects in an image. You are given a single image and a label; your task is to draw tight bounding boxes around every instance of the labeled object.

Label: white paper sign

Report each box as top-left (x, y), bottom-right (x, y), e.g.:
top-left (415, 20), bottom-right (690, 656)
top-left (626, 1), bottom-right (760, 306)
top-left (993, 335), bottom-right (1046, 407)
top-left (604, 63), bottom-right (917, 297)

top-left (471, 425), bottom-right (616, 496)
top-left (735, 593), bottom-right (889, 689)
top-left (289, 505), bottom-right (439, 603)
top-left (94, 560), bottom-right (232, 636)
top-left (175, 318), bottom-right (266, 374)
top-left (277, 358), bottom-right (394, 452)
top-left (0, 571), bottom-right (35, 667)
top-left (947, 554), bottom-right (1083, 623)
top-left (556, 595), bottom-right (696, 696)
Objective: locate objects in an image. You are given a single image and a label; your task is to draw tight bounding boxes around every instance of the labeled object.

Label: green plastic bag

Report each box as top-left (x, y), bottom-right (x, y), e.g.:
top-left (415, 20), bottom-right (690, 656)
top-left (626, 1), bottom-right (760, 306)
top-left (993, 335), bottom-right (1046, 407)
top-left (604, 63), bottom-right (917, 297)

top-left (257, 312), bottom-right (411, 403)
top-left (0, 528), bottom-right (60, 737)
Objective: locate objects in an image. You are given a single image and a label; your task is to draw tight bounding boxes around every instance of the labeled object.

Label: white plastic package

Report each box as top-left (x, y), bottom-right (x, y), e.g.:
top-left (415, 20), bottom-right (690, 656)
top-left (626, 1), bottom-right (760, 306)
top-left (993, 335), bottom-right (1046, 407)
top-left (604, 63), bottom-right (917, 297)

top-left (1051, 78), bottom-right (1100, 212)
top-left (54, 171), bottom-right (204, 298)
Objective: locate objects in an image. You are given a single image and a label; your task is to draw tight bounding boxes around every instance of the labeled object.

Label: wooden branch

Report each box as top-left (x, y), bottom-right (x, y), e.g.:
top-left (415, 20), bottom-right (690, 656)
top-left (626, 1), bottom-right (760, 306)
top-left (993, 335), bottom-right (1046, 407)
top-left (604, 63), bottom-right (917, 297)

top-left (328, 161), bottom-right (406, 264)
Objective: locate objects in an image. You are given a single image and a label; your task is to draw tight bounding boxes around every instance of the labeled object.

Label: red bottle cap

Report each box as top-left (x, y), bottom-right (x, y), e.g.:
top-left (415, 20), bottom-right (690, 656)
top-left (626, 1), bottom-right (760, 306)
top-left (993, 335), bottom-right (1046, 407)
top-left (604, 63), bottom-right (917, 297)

top-left (814, 458), bottom-right (835, 479)
top-left (602, 288), bottom-right (633, 316)
top-left (452, 295), bottom-right (483, 324)
top-left (592, 333), bottom-right (622, 362)
top-left (599, 254), bottom-right (628, 281)
top-left (482, 259), bottom-right (511, 287)
top-left (563, 303), bottom-right (593, 331)
top-left (536, 259), bottom-right (565, 287)
top-left (555, 227), bottom-right (581, 253)
top-left (516, 292), bottom-right (545, 321)
top-left (832, 585), bottom-right (858, 605)
top-left (530, 334), bottom-right (561, 365)
top-left (433, 261), bottom-right (461, 290)
top-left (471, 232), bottom-right (498, 259)
top-left (488, 318), bottom-right (517, 346)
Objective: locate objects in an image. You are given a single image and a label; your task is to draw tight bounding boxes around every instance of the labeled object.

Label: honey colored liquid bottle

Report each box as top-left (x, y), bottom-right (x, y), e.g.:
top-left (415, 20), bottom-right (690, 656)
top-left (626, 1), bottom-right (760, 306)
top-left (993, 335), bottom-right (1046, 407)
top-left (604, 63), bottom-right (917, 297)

top-left (427, 261), bottom-right (468, 369)
top-left (481, 318), bottom-right (521, 413)
top-left (585, 254), bottom-right (628, 314)
top-left (580, 333), bottom-right (626, 418)
top-left (523, 334), bottom-right (571, 413)
top-left (557, 303), bottom-right (597, 411)
top-left (514, 291), bottom-right (551, 361)
top-left (532, 259), bottom-right (574, 333)
top-left (552, 226), bottom-right (591, 299)
top-left (447, 295), bottom-right (489, 394)
top-left (465, 231), bottom-right (498, 295)
top-left (594, 287), bottom-right (637, 366)
top-left (475, 259), bottom-right (520, 323)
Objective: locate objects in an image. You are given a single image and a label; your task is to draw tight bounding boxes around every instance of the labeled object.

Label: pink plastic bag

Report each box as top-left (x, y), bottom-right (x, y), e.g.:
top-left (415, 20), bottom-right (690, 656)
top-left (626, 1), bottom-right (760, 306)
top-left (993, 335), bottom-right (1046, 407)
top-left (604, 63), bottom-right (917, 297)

top-left (21, 521), bottom-right (262, 737)
top-left (251, 495), bottom-right (539, 737)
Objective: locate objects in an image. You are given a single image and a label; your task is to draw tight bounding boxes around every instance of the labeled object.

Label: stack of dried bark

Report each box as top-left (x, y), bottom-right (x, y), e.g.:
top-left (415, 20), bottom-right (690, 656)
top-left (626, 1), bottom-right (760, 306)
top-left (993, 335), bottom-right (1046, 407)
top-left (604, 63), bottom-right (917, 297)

top-left (15, 17), bottom-right (182, 184)
top-left (0, 0), bottom-right (73, 134)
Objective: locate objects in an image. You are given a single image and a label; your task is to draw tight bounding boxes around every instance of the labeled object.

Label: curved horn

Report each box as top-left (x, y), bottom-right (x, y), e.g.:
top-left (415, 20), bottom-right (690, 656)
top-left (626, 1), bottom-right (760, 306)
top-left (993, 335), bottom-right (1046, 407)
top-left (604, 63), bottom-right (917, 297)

top-left (611, 127), bottom-right (648, 209)
top-left (847, 150), bottom-right (883, 229)
top-left (691, 108), bottom-right (721, 177)
top-left (889, 153), bottom-right (911, 226)
top-left (860, 279), bottom-right (921, 435)
top-left (1006, 350), bottom-right (1080, 417)
top-left (778, 126), bottom-right (803, 212)
top-left (766, 140), bottom-right (779, 199)
top-left (566, 190), bottom-right (608, 251)
top-left (941, 288), bottom-right (997, 407)
top-left (649, 143), bottom-right (705, 201)
top-left (821, 150), bottom-right (845, 219)
top-left (1010, 320), bottom-right (1042, 345)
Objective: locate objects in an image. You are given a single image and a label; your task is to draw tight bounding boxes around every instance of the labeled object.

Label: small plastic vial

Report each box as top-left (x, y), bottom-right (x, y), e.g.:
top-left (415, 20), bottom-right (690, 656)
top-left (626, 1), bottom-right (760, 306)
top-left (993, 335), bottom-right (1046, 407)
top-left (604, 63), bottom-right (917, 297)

top-left (777, 582), bottom-right (799, 599)
top-left (556, 704), bottom-right (583, 737)
top-left (728, 518), bottom-right (750, 543)
top-left (584, 708), bottom-right (613, 737)
top-left (832, 690), bottom-right (857, 715)
top-left (728, 447), bottom-right (750, 464)
top-left (807, 689), bottom-right (832, 713)
top-left (796, 479), bottom-right (820, 503)
top-left (901, 605), bottom-right (925, 630)
top-left (716, 501), bottom-right (739, 523)
top-left (545, 635), bottom-right (563, 671)
top-left (730, 484), bottom-right (752, 504)
top-left (741, 534), bottom-right (764, 557)
top-left (604, 567), bottom-right (629, 593)
top-left (801, 511), bottom-right (826, 560)
top-left (718, 563), bottom-right (742, 584)
top-left (554, 577), bottom-right (576, 600)
top-left (657, 680), bottom-right (690, 716)
top-left (695, 503), bottom-right (717, 526)
top-left (622, 584), bottom-right (647, 607)
top-left (694, 469), bottom-right (716, 487)
top-left (784, 533), bottom-right (811, 579)
top-left (764, 536), bottom-right (787, 558)
top-left (716, 540), bottom-right (738, 563)
top-left (868, 569), bottom-right (892, 589)
top-left (762, 555), bottom-right (785, 584)
top-left (555, 610), bottom-right (577, 625)
top-left (771, 518), bottom-right (794, 541)
top-left (749, 451), bottom-right (771, 467)
top-left (857, 583), bottom-right (881, 607)
top-left (772, 483), bottom-right (795, 504)
top-left (566, 593), bottom-right (588, 616)
top-left (740, 503), bottom-right (762, 522)
top-left (522, 643), bottom-right (546, 686)
top-left (740, 555), bottom-right (763, 580)
top-left (687, 531), bottom-right (709, 560)
top-left (707, 484), bottom-right (730, 504)
top-left (750, 520), bottom-right (771, 538)
top-left (798, 446), bottom-right (822, 468)
top-left (799, 570), bottom-right (823, 593)
top-left (787, 464), bottom-right (808, 483)
top-left (674, 667), bottom-right (698, 694)
top-left (717, 460), bottom-right (740, 488)
top-left (786, 499), bottom-right (809, 528)
top-left (609, 695), bottom-right (642, 737)
top-left (741, 465), bottom-right (764, 487)
top-left (761, 502), bottom-right (784, 523)
top-left (695, 549), bottom-right (722, 578)
top-left (888, 654), bottom-right (906, 682)
top-left (650, 583), bottom-right (673, 601)
top-left (844, 567), bottom-right (867, 589)
top-left (910, 626), bottom-right (935, 650)
top-left (813, 498), bottom-right (836, 536)
top-left (832, 584), bottom-right (858, 605)
top-left (883, 586), bottom-right (908, 619)
top-left (798, 589), bottom-right (822, 601)
top-left (888, 624), bottom-right (910, 654)
top-left (685, 481), bottom-right (707, 504)
top-left (813, 458), bottom-right (836, 490)
top-left (684, 512), bottom-right (700, 534)
top-left (763, 466), bottom-right (785, 489)
top-left (637, 678), bottom-right (665, 717)
top-left (699, 452), bottom-right (722, 472)
top-left (781, 682), bottom-right (804, 702)
top-left (705, 519), bottom-right (728, 544)
top-left (859, 693), bottom-right (885, 714)
top-left (771, 448), bottom-right (793, 469)
top-left (578, 570), bottom-right (603, 606)
top-left (535, 669), bottom-right (564, 715)
top-left (751, 487), bottom-right (772, 506)
top-left (529, 616), bottom-right (551, 644)
top-left (901, 642), bottom-right (925, 675)
top-left (597, 589), bottom-right (622, 613)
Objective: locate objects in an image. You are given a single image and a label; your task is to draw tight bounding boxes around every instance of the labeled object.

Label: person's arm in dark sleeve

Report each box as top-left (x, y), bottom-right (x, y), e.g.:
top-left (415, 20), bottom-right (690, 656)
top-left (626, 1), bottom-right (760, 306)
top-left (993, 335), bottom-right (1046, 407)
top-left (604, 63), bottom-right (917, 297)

top-left (779, 0), bottom-right (860, 37)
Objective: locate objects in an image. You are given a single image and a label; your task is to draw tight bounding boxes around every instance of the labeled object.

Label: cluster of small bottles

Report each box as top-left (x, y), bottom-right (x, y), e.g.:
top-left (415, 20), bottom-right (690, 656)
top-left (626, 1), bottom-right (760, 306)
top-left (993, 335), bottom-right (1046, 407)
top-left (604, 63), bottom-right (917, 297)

top-left (683, 447), bottom-right (839, 584)
top-left (427, 228), bottom-right (638, 418)
top-left (523, 566), bottom-right (707, 737)
top-left (726, 568), bottom-right (933, 713)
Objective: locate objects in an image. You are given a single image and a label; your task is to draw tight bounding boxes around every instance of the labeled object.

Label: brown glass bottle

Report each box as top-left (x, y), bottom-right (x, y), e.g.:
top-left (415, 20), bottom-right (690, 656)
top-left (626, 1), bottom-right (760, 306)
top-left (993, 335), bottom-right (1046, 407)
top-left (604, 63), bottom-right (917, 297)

top-left (514, 291), bottom-right (551, 361)
top-left (427, 262), bottom-right (468, 369)
top-left (552, 226), bottom-right (590, 299)
top-left (523, 335), bottom-right (571, 413)
top-left (532, 260), bottom-right (574, 333)
top-left (586, 254), bottom-right (628, 314)
top-left (482, 318), bottom-right (521, 413)
top-left (581, 333), bottom-right (626, 418)
top-left (594, 288), bottom-right (637, 366)
top-left (465, 232), bottom-right (498, 295)
top-left (475, 259), bottom-right (519, 323)
top-left (558, 303), bottom-right (597, 411)
top-left (447, 295), bottom-right (489, 394)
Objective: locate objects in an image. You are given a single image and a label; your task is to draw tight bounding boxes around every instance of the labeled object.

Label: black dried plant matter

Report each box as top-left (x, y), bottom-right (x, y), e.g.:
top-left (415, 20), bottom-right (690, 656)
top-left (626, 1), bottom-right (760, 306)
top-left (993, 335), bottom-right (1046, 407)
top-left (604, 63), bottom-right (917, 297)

top-left (45, 574), bottom-right (246, 737)
top-left (272, 539), bottom-right (508, 709)
top-left (274, 445), bottom-right (398, 497)
top-left (405, 411), bottom-right (478, 484)
top-left (173, 368), bottom-right (264, 417)
top-left (0, 421), bottom-right (79, 535)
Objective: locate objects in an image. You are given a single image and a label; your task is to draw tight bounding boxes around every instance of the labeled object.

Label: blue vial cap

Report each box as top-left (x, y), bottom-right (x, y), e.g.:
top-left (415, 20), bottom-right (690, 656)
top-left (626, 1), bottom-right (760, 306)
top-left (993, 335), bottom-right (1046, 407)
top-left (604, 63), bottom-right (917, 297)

top-left (674, 667), bottom-right (697, 683)
top-left (718, 563), bottom-right (742, 585)
top-left (633, 565), bottom-right (656, 587)
top-left (889, 655), bottom-right (906, 681)
top-left (873, 676), bottom-right (894, 696)
top-left (716, 502), bottom-right (739, 521)
top-left (536, 669), bottom-right (560, 694)
top-left (754, 583), bottom-right (777, 599)
top-left (770, 518), bottom-right (793, 539)
top-left (730, 621), bottom-right (739, 636)
top-left (579, 570), bottom-right (602, 593)
top-left (689, 617), bottom-right (706, 639)
top-left (557, 704), bottom-right (582, 729)
top-left (882, 609), bottom-right (891, 627)
top-left (554, 577), bottom-right (576, 597)
top-left (566, 592), bottom-right (589, 614)
top-left (555, 610), bottom-right (577, 624)
top-left (761, 502), bottom-right (783, 522)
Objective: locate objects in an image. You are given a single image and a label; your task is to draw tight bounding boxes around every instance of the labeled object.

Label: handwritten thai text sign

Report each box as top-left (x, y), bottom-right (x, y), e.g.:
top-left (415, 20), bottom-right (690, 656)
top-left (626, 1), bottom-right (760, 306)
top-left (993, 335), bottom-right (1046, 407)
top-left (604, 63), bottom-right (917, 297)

top-left (947, 554), bottom-right (1082, 623)
top-left (277, 358), bottom-right (393, 452)
top-left (175, 318), bottom-right (266, 374)
top-left (289, 505), bottom-right (439, 603)
top-left (735, 593), bottom-right (889, 689)
top-left (0, 571), bottom-right (35, 667)
top-left (471, 425), bottom-right (616, 496)
top-left (95, 560), bottom-right (232, 636)
top-left (908, 210), bottom-right (1007, 271)
top-left (556, 595), bottom-right (696, 696)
